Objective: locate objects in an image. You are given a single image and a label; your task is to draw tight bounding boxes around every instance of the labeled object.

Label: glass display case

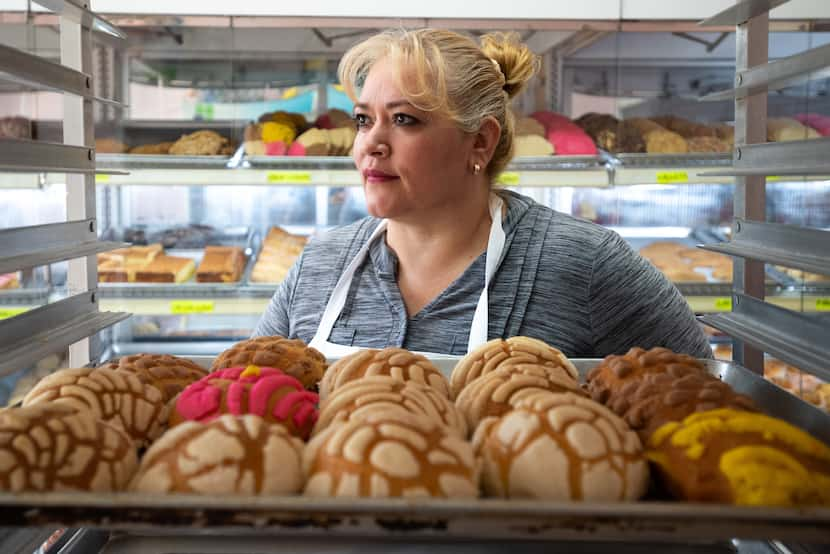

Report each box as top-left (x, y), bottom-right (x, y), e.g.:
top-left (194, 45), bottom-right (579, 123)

top-left (1, 1), bottom-right (830, 550)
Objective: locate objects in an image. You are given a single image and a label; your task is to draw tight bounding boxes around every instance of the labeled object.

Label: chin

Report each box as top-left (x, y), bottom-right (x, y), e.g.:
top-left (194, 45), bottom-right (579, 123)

top-left (363, 184), bottom-right (403, 219)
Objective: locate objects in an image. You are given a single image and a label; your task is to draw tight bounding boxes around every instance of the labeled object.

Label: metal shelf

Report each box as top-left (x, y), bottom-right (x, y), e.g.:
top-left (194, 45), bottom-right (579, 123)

top-left (699, 138), bottom-right (830, 178)
top-left (613, 153), bottom-right (733, 186)
top-left (99, 297), bottom-right (269, 316)
top-left (0, 219), bottom-right (126, 274)
top-left (0, 291), bottom-right (129, 377)
top-left (701, 42), bottom-right (830, 102)
top-left (701, 294), bottom-right (830, 382)
top-left (699, 0), bottom-right (789, 27)
top-left (701, 219), bottom-right (830, 277)
top-left (87, 153), bottom-right (747, 188)
top-left (34, 0), bottom-right (127, 40)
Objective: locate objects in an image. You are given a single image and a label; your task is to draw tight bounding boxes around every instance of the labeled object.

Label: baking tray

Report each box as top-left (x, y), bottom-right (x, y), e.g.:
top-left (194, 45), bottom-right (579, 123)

top-left (1, 358), bottom-right (828, 543)
top-left (97, 227), bottom-right (259, 298)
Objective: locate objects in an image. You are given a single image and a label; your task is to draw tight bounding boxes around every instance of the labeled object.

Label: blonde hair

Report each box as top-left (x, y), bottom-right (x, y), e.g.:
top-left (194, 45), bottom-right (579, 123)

top-left (338, 29), bottom-right (539, 179)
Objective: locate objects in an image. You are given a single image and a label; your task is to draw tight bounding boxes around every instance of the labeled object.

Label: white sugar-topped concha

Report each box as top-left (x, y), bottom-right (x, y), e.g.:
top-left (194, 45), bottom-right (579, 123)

top-left (315, 375), bottom-right (467, 438)
top-left (0, 404), bottom-right (137, 493)
top-left (130, 414), bottom-right (304, 495)
top-left (455, 363), bottom-right (585, 433)
top-left (473, 390), bottom-right (648, 501)
top-left (319, 348), bottom-right (451, 402)
top-left (22, 367), bottom-right (169, 449)
top-left (450, 337), bottom-right (578, 399)
top-left (304, 410), bottom-right (478, 498)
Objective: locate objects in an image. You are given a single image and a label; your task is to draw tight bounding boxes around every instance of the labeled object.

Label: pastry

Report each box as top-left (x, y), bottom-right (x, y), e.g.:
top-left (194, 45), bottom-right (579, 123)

top-left (652, 116), bottom-right (717, 139)
top-left (473, 391), bottom-right (649, 500)
top-left (454, 364), bottom-right (585, 432)
top-left (196, 245), bottom-right (245, 283)
top-left (609, 370), bottom-right (756, 442)
top-left (304, 411), bottom-right (478, 498)
top-left (288, 128), bottom-right (330, 156)
top-left (530, 111), bottom-right (598, 155)
top-left (625, 118), bottom-right (688, 154)
top-left (250, 227), bottom-right (308, 283)
top-left (687, 136), bottom-right (730, 153)
top-left (320, 347), bottom-right (451, 402)
top-left (100, 353), bottom-right (207, 403)
top-left (575, 113), bottom-right (645, 154)
top-left (0, 404), bottom-right (137, 492)
top-left (514, 116), bottom-right (546, 137)
top-left (135, 255), bottom-right (196, 283)
top-left (586, 346), bottom-right (707, 407)
top-left (129, 142), bottom-right (174, 155)
top-left (768, 117), bottom-right (820, 142)
top-left (0, 116), bottom-right (31, 139)
top-left (647, 408), bottom-right (830, 506)
top-left (211, 335), bottom-right (326, 391)
top-left (712, 123), bottom-right (735, 147)
top-left (0, 272), bottom-right (20, 289)
top-left (130, 414), bottom-right (304, 495)
top-left (638, 241), bottom-right (687, 259)
top-left (22, 367), bottom-right (169, 449)
top-left (513, 135), bottom-right (554, 157)
top-left (168, 130), bottom-right (229, 156)
top-left (450, 336), bottom-right (578, 399)
top-left (795, 113), bottom-right (830, 136)
top-left (95, 137), bottom-right (128, 153)
top-left (169, 365), bottom-right (319, 440)
top-left (314, 376), bottom-right (467, 438)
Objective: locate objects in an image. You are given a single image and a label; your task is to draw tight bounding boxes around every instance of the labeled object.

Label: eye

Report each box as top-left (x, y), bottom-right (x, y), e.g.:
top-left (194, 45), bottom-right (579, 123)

top-left (353, 113), bottom-right (370, 129)
top-left (393, 113), bottom-right (419, 126)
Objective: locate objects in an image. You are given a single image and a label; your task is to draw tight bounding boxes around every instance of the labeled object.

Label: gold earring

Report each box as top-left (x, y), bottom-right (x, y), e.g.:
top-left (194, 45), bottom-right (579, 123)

top-left (473, 163), bottom-right (481, 175)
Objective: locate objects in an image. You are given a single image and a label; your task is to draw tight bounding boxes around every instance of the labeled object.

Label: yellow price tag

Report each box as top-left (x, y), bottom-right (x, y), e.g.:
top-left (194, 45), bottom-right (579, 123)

top-left (497, 172), bottom-right (520, 186)
top-left (714, 297), bottom-right (733, 311)
top-left (95, 174), bottom-right (111, 183)
top-left (266, 171), bottom-right (312, 184)
top-left (0, 307), bottom-right (28, 320)
top-left (656, 171), bottom-right (689, 184)
top-left (816, 298), bottom-right (830, 312)
top-left (170, 300), bottom-right (214, 314)
top-left (767, 176), bottom-right (782, 182)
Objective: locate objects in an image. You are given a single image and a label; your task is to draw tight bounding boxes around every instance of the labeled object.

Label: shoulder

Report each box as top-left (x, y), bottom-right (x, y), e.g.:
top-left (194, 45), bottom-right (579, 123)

top-left (303, 217), bottom-right (382, 258)
top-left (502, 190), bottom-right (618, 255)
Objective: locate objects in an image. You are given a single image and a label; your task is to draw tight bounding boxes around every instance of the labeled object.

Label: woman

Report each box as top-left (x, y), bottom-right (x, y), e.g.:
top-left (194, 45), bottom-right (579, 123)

top-left (254, 29), bottom-right (711, 361)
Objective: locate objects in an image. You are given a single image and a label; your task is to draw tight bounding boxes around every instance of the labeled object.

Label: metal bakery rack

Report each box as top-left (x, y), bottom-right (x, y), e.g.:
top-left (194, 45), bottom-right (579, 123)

top-left (2, 0), bottom-right (830, 552)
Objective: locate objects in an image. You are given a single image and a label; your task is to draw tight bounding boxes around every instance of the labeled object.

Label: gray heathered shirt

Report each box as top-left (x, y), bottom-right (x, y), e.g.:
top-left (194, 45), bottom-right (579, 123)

top-left (253, 190), bottom-right (712, 359)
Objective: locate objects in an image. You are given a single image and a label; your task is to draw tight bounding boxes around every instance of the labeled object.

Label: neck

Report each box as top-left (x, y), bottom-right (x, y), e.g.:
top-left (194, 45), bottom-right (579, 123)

top-left (385, 187), bottom-right (493, 272)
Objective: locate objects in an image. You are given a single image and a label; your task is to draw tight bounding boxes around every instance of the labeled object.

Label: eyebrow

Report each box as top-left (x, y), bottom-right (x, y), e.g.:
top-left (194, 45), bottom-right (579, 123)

top-left (354, 100), bottom-right (413, 111)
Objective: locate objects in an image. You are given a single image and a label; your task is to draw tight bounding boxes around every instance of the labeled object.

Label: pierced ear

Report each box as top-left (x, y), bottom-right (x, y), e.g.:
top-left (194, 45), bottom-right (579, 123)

top-left (472, 115), bottom-right (502, 168)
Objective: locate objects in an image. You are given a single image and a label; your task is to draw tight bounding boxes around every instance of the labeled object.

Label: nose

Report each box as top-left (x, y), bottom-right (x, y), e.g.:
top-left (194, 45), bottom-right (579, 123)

top-left (362, 121), bottom-right (390, 159)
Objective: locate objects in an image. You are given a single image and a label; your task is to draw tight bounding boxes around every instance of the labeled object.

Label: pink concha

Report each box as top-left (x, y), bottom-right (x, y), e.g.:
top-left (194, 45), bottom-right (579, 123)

top-left (173, 366), bottom-right (319, 439)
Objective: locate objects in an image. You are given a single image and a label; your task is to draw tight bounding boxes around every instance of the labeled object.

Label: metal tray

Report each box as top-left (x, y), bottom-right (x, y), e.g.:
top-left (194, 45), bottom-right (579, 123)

top-left (1, 358), bottom-right (828, 542)
top-left (97, 227), bottom-right (259, 298)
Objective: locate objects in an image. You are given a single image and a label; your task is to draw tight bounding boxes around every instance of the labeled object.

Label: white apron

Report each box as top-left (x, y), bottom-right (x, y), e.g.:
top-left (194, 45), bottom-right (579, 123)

top-left (309, 194), bottom-right (506, 359)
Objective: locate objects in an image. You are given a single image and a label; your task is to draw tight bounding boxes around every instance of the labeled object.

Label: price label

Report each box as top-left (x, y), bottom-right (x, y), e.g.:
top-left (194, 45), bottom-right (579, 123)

top-left (266, 171), bottom-right (312, 184)
top-left (817, 298), bottom-right (830, 312)
top-left (170, 300), bottom-right (214, 314)
top-left (714, 297), bottom-right (733, 311)
top-left (0, 307), bottom-right (28, 320)
top-left (95, 174), bottom-right (111, 183)
top-left (766, 176), bottom-right (782, 182)
top-left (497, 172), bottom-right (520, 186)
top-left (656, 171), bottom-right (689, 184)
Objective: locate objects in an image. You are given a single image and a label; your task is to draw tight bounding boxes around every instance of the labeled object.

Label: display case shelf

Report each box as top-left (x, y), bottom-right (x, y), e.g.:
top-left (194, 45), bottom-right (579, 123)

top-left (702, 294), bottom-right (830, 383)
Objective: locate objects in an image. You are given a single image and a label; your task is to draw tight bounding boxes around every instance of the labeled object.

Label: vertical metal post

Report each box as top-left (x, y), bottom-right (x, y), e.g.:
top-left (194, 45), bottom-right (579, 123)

top-left (732, 11), bottom-right (768, 373)
top-left (62, 16), bottom-right (97, 367)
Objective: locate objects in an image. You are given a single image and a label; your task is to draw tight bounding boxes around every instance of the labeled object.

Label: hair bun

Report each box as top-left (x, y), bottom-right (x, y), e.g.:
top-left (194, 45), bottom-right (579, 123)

top-left (480, 32), bottom-right (540, 99)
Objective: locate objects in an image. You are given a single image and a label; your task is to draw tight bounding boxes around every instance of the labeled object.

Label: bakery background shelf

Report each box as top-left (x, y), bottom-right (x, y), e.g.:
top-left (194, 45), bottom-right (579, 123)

top-left (702, 294), bottom-right (830, 383)
top-left (612, 153), bottom-right (734, 186)
top-left (98, 296), bottom-right (269, 316)
top-left (1, 359), bottom-right (828, 542)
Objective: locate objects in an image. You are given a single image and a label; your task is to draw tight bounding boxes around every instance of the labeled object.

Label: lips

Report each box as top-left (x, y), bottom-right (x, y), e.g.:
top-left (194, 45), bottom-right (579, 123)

top-left (363, 169), bottom-right (399, 183)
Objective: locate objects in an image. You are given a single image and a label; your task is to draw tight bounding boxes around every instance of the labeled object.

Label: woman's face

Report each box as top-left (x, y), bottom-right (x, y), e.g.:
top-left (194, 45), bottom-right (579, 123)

top-left (352, 58), bottom-right (475, 220)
